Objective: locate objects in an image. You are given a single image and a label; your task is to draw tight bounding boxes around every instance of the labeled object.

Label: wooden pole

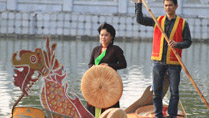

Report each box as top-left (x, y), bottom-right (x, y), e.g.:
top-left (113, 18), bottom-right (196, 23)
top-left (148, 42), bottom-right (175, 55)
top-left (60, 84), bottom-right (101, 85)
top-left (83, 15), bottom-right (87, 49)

top-left (179, 100), bottom-right (186, 116)
top-left (10, 93), bottom-right (25, 118)
top-left (141, 0), bottom-right (209, 110)
top-left (10, 74), bottom-right (40, 118)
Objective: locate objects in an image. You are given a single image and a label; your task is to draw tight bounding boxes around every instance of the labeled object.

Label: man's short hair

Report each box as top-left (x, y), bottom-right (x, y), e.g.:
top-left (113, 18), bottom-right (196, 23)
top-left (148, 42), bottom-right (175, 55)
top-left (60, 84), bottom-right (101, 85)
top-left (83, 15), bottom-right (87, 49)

top-left (164, 0), bottom-right (178, 5)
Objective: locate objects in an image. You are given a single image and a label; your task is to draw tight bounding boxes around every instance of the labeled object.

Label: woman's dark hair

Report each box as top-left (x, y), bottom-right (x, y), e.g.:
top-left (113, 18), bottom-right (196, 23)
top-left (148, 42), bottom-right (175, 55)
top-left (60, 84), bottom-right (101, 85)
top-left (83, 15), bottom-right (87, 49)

top-left (164, 0), bottom-right (177, 5)
top-left (98, 22), bottom-right (116, 44)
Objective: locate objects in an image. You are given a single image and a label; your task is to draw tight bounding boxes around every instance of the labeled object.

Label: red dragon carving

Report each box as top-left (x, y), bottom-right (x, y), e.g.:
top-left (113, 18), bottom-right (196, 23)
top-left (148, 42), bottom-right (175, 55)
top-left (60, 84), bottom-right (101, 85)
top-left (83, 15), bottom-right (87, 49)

top-left (12, 37), bottom-right (94, 118)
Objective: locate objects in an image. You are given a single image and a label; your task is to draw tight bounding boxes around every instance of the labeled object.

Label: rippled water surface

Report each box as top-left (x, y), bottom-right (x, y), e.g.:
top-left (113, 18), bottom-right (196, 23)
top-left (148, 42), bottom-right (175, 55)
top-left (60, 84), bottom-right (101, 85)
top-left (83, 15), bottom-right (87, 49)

top-left (0, 37), bottom-right (209, 118)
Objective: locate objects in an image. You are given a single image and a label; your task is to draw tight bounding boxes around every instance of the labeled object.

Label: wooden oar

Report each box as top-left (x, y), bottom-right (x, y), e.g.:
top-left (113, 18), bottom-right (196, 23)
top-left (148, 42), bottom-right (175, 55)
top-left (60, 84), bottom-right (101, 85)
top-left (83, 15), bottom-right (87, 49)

top-left (141, 0), bottom-right (209, 110)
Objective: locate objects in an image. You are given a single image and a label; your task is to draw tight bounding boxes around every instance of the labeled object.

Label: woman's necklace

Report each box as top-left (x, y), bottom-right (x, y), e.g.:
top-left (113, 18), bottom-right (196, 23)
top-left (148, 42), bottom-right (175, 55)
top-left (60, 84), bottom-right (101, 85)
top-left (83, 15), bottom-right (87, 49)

top-left (101, 48), bottom-right (107, 53)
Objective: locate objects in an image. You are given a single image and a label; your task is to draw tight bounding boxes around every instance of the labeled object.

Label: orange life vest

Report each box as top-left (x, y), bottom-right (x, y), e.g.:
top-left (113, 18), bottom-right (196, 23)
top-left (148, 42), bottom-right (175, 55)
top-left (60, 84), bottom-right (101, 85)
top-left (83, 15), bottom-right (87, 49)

top-left (151, 15), bottom-right (185, 65)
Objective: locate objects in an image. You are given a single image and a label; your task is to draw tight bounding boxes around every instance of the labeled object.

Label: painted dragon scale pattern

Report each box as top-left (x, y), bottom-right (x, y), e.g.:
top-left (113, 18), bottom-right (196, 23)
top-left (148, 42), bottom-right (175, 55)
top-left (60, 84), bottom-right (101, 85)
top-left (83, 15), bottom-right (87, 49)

top-left (12, 37), bottom-right (94, 118)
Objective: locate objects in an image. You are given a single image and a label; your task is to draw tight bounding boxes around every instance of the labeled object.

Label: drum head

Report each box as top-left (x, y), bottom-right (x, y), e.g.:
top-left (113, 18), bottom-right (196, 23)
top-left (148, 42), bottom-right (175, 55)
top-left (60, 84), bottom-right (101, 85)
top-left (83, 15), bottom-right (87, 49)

top-left (81, 65), bottom-right (123, 108)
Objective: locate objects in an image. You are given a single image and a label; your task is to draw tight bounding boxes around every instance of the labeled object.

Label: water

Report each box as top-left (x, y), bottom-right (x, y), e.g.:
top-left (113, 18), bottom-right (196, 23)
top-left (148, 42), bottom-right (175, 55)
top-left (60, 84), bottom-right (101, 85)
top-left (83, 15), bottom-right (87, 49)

top-left (0, 37), bottom-right (209, 118)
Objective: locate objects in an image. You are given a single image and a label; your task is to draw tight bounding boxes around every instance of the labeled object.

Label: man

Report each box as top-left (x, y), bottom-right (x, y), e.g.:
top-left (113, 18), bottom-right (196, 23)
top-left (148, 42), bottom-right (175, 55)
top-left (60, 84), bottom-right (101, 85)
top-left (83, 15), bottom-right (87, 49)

top-left (135, 0), bottom-right (192, 118)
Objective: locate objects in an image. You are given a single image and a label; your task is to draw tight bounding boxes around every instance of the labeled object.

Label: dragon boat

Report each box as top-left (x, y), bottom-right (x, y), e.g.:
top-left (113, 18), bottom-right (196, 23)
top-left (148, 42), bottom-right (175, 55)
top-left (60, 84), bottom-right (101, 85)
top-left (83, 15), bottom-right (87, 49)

top-left (10, 37), bottom-right (186, 118)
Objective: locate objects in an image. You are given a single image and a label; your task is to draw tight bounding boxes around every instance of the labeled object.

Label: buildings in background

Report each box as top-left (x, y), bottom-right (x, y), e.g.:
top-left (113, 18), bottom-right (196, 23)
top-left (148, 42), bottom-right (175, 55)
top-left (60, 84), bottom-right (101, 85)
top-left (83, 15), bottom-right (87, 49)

top-left (0, 0), bottom-right (209, 40)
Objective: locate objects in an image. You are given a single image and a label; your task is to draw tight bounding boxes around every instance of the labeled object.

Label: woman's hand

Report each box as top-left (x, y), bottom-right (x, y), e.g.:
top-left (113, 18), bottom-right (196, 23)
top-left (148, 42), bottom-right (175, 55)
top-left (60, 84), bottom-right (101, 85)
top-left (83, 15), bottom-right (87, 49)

top-left (100, 63), bottom-right (108, 66)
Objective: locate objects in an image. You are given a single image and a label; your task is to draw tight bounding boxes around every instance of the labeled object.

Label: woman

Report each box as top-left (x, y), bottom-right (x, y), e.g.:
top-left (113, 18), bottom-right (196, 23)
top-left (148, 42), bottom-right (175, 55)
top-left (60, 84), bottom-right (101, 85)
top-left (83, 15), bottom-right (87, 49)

top-left (87, 22), bottom-right (127, 116)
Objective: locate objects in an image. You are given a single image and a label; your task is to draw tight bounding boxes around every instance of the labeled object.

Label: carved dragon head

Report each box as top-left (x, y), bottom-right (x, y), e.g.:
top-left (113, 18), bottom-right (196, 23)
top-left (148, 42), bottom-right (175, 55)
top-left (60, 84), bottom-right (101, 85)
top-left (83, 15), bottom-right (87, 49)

top-left (12, 37), bottom-right (60, 95)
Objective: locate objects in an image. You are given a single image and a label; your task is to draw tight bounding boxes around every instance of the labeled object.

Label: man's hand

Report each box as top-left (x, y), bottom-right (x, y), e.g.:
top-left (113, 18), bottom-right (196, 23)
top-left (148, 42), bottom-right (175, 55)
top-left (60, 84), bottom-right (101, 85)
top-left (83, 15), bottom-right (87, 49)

top-left (168, 40), bottom-right (177, 48)
top-left (138, 0), bottom-right (142, 3)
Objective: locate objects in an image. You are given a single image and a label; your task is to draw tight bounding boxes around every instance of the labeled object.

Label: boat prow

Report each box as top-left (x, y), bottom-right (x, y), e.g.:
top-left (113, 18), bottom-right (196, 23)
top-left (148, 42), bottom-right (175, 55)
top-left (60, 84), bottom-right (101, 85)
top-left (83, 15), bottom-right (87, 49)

top-left (125, 74), bottom-right (169, 113)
